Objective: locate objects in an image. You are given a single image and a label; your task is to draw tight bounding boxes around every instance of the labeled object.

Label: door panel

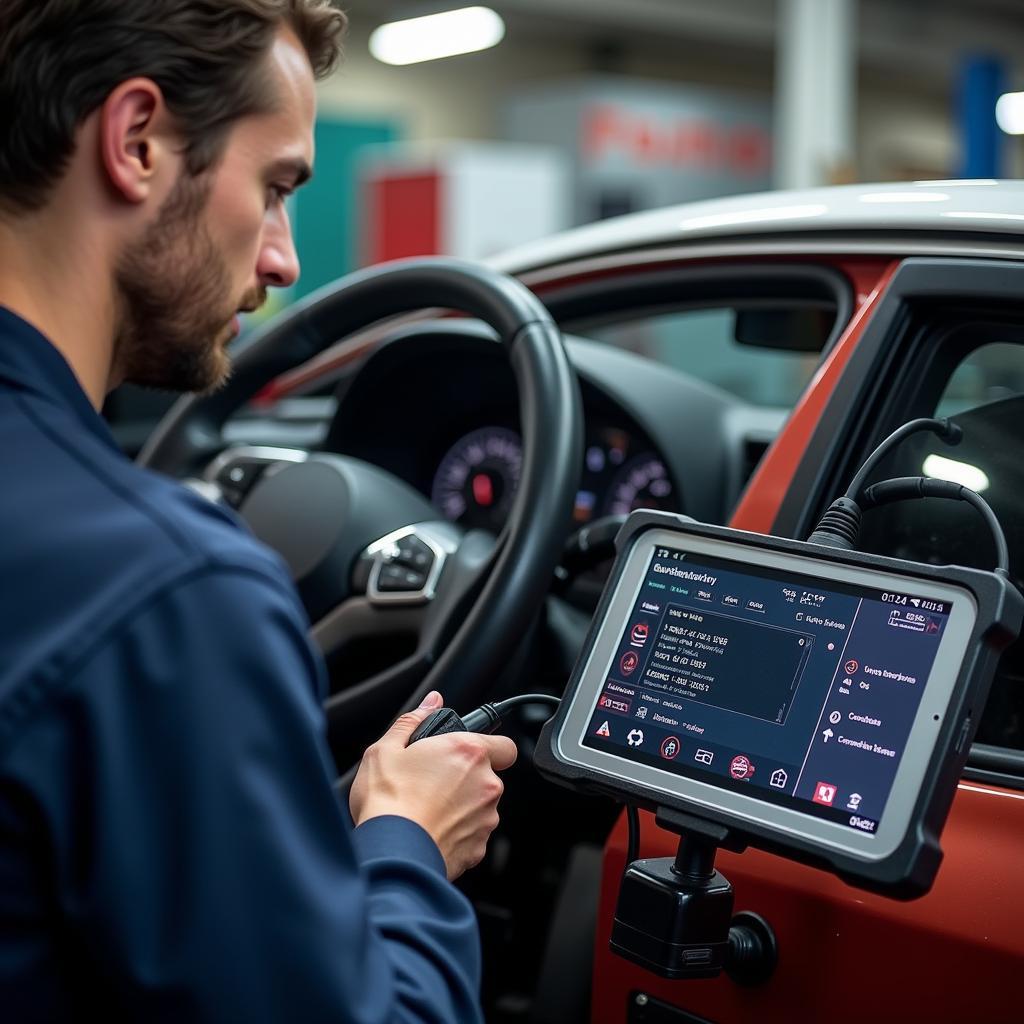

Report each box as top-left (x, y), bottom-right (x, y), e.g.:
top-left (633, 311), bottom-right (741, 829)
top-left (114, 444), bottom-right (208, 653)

top-left (594, 784), bottom-right (1024, 1023)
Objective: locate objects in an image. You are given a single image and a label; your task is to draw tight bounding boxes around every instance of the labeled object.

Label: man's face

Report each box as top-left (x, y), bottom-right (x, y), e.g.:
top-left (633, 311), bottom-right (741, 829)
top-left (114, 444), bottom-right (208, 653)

top-left (114, 29), bottom-right (315, 393)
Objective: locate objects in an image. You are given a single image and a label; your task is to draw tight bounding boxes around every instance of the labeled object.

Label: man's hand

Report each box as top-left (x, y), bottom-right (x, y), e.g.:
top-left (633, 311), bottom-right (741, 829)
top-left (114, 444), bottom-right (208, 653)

top-left (350, 692), bottom-right (518, 879)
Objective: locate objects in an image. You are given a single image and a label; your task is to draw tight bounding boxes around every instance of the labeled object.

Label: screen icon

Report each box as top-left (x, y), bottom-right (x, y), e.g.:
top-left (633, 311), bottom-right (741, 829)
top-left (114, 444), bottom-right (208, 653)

top-left (627, 729), bottom-right (644, 747)
top-left (770, 769), bottom-right (788, 788)
top-left (630, 623), bottom-right (649, 648)
top-left (660, 736), bottom-right (681, 760)
top-left (729, 754), bottom-right (755, 780)
top-left (694, 749), bottom-right (714, 766)
top-left (595, 721), bottom-right (611, 738)
top-left (813, 781), bottom-right (837, 806)
top-left (620, 651), bottom-right (640, 675)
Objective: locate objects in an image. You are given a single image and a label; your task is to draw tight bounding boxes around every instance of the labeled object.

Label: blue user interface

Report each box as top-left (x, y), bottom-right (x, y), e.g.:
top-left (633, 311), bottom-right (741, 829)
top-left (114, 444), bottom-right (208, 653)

top-left (583, 546), bottom-right (952, 834)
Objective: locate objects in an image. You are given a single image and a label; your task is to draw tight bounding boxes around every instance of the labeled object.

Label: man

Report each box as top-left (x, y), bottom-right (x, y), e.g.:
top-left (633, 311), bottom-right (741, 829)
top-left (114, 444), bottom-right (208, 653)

top-left (0, 2), bottom-right (517, 1020)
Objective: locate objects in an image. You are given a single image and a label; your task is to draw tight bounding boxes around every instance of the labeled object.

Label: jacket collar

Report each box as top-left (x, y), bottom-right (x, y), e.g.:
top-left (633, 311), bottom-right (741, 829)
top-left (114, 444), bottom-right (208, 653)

top-left (0, 305), bottom-right (120, 452)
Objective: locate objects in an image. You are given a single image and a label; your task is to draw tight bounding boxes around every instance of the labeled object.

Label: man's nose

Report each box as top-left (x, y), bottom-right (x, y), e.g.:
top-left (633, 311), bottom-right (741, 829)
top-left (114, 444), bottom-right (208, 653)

top-left (257, 207), bottom-right (300, 289)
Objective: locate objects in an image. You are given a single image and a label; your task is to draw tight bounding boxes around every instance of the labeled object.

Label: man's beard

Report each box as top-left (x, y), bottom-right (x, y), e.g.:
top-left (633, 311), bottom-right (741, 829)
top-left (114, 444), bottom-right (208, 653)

top-left (113, 173), bottom-right (254, 394)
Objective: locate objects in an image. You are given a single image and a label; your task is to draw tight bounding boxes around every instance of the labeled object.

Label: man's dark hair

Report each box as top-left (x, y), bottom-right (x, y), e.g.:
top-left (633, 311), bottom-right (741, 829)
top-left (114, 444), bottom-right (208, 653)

top-left (0, 0), bottom-right (347, 214)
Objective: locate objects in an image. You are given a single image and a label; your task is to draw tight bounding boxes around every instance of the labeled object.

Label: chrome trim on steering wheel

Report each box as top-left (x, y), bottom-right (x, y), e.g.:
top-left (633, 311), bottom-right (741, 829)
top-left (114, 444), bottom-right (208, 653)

top-left (202, 445), bottom-right (309, 482)
top-left (364, 523), bottom-right (460, 605)
top-left (185, 446), bottom-right (310, 504)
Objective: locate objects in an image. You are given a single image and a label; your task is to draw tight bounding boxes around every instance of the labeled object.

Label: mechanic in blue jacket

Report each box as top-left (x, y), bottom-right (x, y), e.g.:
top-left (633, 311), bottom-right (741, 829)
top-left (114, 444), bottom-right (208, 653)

top-left (0, 2), bottom-right (518, 1020)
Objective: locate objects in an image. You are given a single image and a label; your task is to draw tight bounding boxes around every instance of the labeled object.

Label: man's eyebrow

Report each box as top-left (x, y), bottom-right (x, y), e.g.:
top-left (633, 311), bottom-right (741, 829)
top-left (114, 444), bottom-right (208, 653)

top-left (269, 157), bottom-right (313, 188)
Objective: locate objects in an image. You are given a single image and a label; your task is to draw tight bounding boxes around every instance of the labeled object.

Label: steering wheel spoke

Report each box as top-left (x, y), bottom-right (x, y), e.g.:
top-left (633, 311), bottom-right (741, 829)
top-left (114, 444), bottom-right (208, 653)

top-left (192, 445), bottom-right (310, 507)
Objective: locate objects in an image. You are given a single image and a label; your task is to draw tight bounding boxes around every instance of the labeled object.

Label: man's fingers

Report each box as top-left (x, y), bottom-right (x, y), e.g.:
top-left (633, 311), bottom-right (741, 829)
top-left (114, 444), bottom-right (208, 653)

top-left (478, 734), bottom-right (518, 772)
top-left (377, 691), bottom-right (444, 747)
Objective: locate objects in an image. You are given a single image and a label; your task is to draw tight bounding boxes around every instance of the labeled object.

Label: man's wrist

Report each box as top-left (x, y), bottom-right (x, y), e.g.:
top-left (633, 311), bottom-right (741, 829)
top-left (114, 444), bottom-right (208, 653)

top-left (352, 814), bottom-right (447, 877)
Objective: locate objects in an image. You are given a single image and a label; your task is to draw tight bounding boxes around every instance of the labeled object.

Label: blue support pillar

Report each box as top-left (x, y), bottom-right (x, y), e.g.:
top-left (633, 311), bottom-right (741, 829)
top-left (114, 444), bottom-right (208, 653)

top-left (959, 56), bottom-right (1006, 179)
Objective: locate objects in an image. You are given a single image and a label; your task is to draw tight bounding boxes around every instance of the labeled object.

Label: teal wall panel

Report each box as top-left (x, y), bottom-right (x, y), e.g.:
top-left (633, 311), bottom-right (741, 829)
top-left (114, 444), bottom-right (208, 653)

top-left (293, 116), bottom-right (399, 301)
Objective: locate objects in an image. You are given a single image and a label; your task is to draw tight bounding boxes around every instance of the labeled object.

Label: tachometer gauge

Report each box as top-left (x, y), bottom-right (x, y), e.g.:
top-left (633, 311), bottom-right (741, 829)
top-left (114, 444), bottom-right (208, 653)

top-left (604, 453), bottom-right (674, 516)
top-left (431, 426), bottom-right (522, 533)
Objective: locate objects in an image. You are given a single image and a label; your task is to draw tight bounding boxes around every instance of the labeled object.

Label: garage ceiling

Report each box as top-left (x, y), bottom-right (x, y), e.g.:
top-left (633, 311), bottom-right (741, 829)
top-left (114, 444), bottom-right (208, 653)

top-left (338, 0), bottom-right (1024, 92)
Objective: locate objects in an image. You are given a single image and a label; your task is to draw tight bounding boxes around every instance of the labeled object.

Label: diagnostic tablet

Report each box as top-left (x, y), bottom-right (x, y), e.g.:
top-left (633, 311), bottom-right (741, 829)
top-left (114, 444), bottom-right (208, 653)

top-left (537, 512), bottom-right (1021, 896)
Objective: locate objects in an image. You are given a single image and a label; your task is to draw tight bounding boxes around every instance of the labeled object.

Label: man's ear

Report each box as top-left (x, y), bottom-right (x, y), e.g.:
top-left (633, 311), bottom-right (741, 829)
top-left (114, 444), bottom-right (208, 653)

top-left (99, 78), bottom-right (177, 204)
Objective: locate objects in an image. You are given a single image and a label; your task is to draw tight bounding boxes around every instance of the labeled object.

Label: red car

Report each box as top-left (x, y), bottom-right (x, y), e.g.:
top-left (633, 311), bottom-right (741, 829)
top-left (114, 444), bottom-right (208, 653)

top-left (141, 179), bottom-right (1024, 1023)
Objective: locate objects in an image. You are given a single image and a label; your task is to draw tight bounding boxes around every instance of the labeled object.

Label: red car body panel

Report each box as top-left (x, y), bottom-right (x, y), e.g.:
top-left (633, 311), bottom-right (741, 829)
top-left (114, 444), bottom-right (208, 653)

top-left (594, 783), bottom-right (1024, 1023)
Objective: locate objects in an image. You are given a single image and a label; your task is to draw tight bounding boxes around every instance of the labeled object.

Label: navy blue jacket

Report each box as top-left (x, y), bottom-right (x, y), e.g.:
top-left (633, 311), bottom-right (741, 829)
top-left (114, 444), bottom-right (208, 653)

top-left (0, 307), bottom-right (482, 1022)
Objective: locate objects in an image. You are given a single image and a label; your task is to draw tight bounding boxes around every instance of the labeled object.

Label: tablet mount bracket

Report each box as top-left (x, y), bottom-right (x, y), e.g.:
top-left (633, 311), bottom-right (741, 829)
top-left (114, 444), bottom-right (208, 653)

top-left (610, 807), bottom-right (777, 986)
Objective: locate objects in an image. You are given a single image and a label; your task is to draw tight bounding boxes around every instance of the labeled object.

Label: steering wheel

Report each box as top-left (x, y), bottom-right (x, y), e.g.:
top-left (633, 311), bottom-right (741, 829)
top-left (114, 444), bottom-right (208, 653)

top-left (138, 258), bottom-right (583, 766)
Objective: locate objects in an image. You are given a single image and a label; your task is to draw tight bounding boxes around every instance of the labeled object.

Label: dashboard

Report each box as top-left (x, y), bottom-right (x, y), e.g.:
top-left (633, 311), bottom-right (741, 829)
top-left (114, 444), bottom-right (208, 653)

top-left (321, 320), bottom-right (783, 537)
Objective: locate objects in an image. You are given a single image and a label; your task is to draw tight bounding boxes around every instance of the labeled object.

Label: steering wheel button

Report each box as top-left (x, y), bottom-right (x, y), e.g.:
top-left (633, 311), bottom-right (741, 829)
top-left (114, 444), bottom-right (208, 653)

top-left (395, 537), bottom-right (435, 571)
top-left (376, 564), bottom-right (428, 593)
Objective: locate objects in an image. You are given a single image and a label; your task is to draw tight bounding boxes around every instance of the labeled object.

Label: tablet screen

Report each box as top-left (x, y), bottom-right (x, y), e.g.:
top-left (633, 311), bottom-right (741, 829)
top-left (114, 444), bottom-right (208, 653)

top-left (581, 545), bottom-right (954, 836)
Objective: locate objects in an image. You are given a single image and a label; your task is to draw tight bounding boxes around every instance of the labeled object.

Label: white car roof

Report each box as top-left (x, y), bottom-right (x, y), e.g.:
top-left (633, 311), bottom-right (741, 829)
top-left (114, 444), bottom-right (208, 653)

top-left (492, 179), bottom-right (1024, 274)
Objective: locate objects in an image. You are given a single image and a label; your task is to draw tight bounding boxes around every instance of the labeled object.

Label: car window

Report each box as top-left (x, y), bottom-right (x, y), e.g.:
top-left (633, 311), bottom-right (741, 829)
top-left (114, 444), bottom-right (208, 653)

top-left (585, 307), bottom-right (821, 408)
top-left (936, 341), bottom-right (1024, 417)
top-left (856, 339), bottom-right (1024, 753)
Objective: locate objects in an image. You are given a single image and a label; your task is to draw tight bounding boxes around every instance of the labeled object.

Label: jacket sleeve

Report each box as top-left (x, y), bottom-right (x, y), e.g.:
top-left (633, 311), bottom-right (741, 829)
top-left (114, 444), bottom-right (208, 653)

top-left (3, 563), bottom-right (483, 1024)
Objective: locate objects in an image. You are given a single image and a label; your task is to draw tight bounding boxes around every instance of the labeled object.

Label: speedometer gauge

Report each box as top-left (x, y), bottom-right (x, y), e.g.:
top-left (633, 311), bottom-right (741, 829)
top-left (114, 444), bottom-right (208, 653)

top-left (604, 453), bottom-right (674, 516)
top-left (431, 426), bottom-right (522, 533)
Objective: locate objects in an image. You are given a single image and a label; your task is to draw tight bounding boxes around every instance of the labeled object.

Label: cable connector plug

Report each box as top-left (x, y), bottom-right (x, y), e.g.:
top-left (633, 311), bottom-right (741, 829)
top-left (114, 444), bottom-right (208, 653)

top-left (409, 693), bottom-right (560, 744)
top-left (806, 496), bottom-right (863, 551)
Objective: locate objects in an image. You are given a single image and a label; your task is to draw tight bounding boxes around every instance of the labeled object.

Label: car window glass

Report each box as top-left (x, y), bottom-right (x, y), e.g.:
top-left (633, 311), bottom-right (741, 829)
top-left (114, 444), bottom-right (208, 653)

top-left (936, 342), bottom-right (1024, 417)
top-left (586, 308), bottom-right (820, 408)
top-left (857, 340), bottom-right (1024, 752)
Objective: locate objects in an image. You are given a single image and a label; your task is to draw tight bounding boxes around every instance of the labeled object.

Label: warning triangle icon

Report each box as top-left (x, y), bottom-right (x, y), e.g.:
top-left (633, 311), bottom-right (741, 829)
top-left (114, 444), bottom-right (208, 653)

top-left (596, 721), bottom-right (611, 737)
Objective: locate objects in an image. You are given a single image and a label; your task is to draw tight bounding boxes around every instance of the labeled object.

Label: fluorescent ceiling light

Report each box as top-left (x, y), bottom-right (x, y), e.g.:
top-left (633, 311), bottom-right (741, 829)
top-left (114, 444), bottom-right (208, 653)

top-left (370, 6), bottom-right (505, 66)
top-left (996, 92), bottom-right (1024, 135)
top-left (922, 454), bottom-right (990, 493)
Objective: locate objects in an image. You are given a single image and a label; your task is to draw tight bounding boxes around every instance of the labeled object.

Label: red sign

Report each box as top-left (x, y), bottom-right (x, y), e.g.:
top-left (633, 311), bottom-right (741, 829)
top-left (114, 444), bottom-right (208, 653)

top-left (582, 103), bottom-right (771, 176)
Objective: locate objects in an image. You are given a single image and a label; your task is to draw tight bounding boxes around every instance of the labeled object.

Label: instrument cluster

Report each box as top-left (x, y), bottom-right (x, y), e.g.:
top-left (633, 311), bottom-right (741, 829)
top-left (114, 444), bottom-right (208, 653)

top-left (430, 422), bottom-right (678, 533)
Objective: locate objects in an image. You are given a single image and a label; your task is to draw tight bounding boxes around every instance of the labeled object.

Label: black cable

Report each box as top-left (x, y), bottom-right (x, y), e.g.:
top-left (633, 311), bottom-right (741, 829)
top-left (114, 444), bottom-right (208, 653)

top-left (808, 417), bottom-right (964, 553)
top-left (460, 693), bottom-right (560, 733)
top-left (860, 476), bottom-right (1010, 574)
top-left (844, 417), bottom-right (962, 505)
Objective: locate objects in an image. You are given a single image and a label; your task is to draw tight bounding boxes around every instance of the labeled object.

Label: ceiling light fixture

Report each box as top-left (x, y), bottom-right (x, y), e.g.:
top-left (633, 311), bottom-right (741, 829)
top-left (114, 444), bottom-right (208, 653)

top-left (995, 92), bottom-right (1024, 135)
top-left (370, 6), bottom-right (505, 66)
